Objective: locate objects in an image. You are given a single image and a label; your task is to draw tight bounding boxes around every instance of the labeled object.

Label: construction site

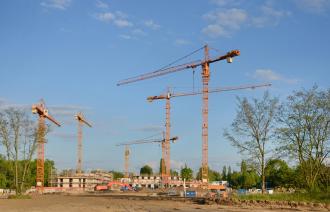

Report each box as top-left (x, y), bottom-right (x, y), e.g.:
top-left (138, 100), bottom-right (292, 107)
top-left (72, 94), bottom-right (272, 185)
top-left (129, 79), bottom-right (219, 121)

top-left (28, 45), bottom-right (265, 193)
top-left (1, 1), bottom-right (329, 212)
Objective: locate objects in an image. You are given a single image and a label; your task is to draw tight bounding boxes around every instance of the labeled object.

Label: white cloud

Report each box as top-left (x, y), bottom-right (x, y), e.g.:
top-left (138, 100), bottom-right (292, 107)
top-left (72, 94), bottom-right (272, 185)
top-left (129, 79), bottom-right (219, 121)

top-left (144, 20), bottom-right (161, 30)
top-left (202, 24), bottom-right (229, 38)
top-left (48, 105), bottom-right (90, 118)
top-left (253, 69), bottom-right (300, 84)
top-left (132, 29), bottom-right (147, 36)
top-left (0, 98), bottom-right (29, 110)
top-left (174, 38), bottom-right (190, 45)
top-left (96, 0), bottom-right (109, 9)
top-left (95, 12), bottom-right (133, 28)
top-left (251, 4), bottom-right (291, 27)
top-left (40, 0), bottom-right (71, 10)
top-left (294, 0), bottom-right (330, 14)
top-left (202, 8), bottom-right (248, 37)
top-left (254, 69), bottom-right (281, 81)
top-left (115, 11), bottom-right (128, 19)
top-left (114, 19), bottom-right (133, 27)
top-left (119, 34), bottom-right (133, 40)
top-left (210, 0), bottom-right (242, 7)
top-left (202, 1), bottom-right (292, 38)
top-left (96, 12), bottom-right (115, 22)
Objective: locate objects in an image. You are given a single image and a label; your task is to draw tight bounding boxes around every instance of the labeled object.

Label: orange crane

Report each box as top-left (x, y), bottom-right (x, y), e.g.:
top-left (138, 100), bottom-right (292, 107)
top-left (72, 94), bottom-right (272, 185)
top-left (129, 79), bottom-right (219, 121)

top-left (32, 100), bottom-right (61, 189)
top-left (147, 83), bottom-right (271, 182)
top-left (75, 112), bottom-right (92, 174)
top-left (117, 44), bottom-right (243, 182)
top-left (116, 136), bottom-right (178, 178)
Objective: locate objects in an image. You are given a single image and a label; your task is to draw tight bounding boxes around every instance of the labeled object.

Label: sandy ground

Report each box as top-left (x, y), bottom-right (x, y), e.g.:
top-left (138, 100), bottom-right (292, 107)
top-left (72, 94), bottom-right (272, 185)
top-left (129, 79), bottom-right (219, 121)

top-left (0, 194), bottom-right (327, 212)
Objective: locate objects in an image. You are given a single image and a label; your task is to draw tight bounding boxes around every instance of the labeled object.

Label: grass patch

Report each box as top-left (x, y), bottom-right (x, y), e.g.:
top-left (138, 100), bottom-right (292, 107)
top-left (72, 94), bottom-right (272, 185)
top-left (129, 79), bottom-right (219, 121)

top-left (7, 194), bottom-right (31, 199)
top-left (236, 192), bottom-right (329, 204)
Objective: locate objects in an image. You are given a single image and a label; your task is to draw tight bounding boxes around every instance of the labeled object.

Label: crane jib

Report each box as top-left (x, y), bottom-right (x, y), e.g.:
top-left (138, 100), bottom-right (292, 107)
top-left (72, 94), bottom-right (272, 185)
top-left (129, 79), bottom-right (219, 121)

top-left (117, 49), bottom-right (240, 86)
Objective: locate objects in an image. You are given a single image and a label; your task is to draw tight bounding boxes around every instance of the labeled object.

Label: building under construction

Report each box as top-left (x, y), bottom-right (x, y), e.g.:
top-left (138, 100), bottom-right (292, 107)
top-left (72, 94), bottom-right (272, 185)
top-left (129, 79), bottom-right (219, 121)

top-left (53, 171), bottom-right (113, 191)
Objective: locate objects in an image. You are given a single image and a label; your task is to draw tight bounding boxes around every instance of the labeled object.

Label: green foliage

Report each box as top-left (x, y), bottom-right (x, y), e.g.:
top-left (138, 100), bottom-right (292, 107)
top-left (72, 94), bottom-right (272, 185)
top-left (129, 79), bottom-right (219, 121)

top-left (44, 159), bottom-right (55, 186)
top-left (7, 194), bottom-right (31, 199)
top-left (229, 171), bottom-right (241, 189)
top-left (111, 171), bottom-right (124, 180)
top-left (0, 156), bottom-right (55, 190)
top-left (140, 165), bottom-right (153, 176)
top-left (221, 166), bottom-right (227, 181)
top-left (180, 164), bottom-right (193, 180)
top-left (209, 169), bottom-right (221, 182)
top-left (227, 166), bottom-right (232, 182)
top-left (228, 160), bottom-right (259, 189)
top-left (170, 169), bottom-right (179, 177)
top-left (265, 159), bottom-right (295, 188)
top-left (224, 92), bottom-right (279, 193)
top-left (236, 192), bottom-right (330, 204)
top-left (196, 167), bottom-right (221, 181)
top-left (277, 86), bottom-right (330, 191)
top-left (159, 158), bottom-right (166, 174)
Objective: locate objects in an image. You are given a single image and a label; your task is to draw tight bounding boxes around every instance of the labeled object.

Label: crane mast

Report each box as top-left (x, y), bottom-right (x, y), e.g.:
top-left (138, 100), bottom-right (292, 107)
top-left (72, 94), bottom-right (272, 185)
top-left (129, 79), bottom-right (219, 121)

top-left (201, 45), bottom-right (210, 182)
top-left (75, 112), bottom-right (92, 174)
top-left (118, 44), bottom-right (271, 183)
top-left (32, 100), bottom-right (61, 189)
top-left (148, 83), bottom-right (271, 184)
top-left (116, 136), bottom-right (178, 179)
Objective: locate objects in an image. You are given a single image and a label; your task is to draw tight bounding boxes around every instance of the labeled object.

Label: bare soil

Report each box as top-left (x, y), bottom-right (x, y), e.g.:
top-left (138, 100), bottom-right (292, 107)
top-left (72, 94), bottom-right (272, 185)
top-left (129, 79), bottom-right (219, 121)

top-left (0, 194), bottom-right (328, 212)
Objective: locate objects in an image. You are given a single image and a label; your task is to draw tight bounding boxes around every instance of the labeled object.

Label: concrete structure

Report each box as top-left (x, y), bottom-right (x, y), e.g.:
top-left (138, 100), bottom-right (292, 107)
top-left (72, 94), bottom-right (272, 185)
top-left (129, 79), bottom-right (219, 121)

top-left (55, 171), bottom-right (113, 191)
top-left (121, 175), bottom-right (184, 189)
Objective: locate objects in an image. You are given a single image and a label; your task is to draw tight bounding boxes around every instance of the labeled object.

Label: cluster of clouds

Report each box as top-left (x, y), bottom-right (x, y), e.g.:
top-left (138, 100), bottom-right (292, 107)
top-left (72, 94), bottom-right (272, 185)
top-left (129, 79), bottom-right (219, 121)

top-left (41, 0), bottom-right (72, 10)
top-left (92, 1), bottom-right (161, 40)
top-left (295, 0), bottom-right (330, 14)
top-left (39, 0), bottom-right (330, 40)
top-left (252, 69), bottom-right (300, 84)
top-left (203, 0), bottom-right (330, 38)
top-left (202, 1), bottom-right (291, 38)
top-left (40, 0), bottom-right (161, 40)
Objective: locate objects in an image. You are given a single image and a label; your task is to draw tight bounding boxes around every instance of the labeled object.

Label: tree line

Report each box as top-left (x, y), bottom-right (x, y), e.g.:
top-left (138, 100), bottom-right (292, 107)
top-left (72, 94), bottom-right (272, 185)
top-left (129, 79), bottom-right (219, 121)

top-left (140, 86), bottom-right (329, 193)
top-left (0, 108), bottom-right (55, 194)
top-left (1, 86), bottom-right (328, 194)
top-left (224, 86), bottom-right (329, 193)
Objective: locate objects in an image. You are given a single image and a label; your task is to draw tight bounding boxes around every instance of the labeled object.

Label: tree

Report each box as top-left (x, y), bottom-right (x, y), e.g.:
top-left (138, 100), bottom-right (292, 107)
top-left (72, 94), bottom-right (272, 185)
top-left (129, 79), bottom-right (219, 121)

top-left (277, 86), bottom-right (330, 191)
top-left (196, 167), bottom-right (221, 181)
top-left (170, 169), bottom-right (179, 177)
top-left (159, 158), bottom-right (166, 175)
top-left (265, 159), bottom-right (294, 188)
top-left (111, 171), bottom-right (124, 180)
top-left (0, 108), bottom-right (38, 194)
top-left (224, 92), bottom-right (279, 193)
top-left (180, 164), bottom-right (193, 180)
top-left (229, 171), bottom-right (241, 189)
top-left (140, 165), bottom-right (153, 176)
top-left (222, 166), bottom-right (227, 181)
top-left (239, 160), bottom-right (259, 189)
top-left (209, 169), bottom-right (221, 182)
top-left (227, 166), bottom-right (232, 182)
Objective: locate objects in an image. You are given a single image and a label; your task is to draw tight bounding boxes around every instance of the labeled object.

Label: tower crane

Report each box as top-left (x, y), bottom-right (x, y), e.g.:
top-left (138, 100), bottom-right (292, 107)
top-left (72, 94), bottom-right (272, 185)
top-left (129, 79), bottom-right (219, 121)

top-left (147, 83), bottom-right (271, 183)
top-left (116, 136), bottom-right (178, 179)
top-left (32, 100), bottom-right (61, 189)
top-left (75, 112), bottom-right (92, 174)
top-left (117, 44), bottom-right (258, 182)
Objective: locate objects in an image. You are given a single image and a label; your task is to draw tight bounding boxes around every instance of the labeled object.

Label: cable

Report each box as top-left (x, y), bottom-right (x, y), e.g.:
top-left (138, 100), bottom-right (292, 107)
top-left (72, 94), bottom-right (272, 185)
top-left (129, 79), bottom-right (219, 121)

top-left (158, 46), bottom-right (204, 71)
top-left (209, 46), bottom-right (225, 55)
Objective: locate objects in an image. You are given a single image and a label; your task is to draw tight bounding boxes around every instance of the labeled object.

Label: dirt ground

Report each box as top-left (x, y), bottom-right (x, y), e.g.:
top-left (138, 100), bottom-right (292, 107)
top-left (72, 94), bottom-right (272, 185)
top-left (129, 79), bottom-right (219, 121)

top-left (0, 194), bottom-right (327, 212)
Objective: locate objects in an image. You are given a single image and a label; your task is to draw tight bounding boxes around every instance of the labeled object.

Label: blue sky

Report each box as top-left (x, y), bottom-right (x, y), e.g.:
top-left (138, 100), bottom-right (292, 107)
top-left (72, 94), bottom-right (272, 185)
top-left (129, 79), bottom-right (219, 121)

top-left (0, 0), bottom-right (329, 174)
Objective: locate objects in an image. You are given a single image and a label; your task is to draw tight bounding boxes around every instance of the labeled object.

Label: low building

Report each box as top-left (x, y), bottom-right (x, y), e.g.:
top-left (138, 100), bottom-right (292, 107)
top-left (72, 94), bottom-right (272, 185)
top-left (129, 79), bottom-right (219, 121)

top-left (120, 175), bottom-right (184, 189)
top-left (55, 171), bottom-right (113, 191)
